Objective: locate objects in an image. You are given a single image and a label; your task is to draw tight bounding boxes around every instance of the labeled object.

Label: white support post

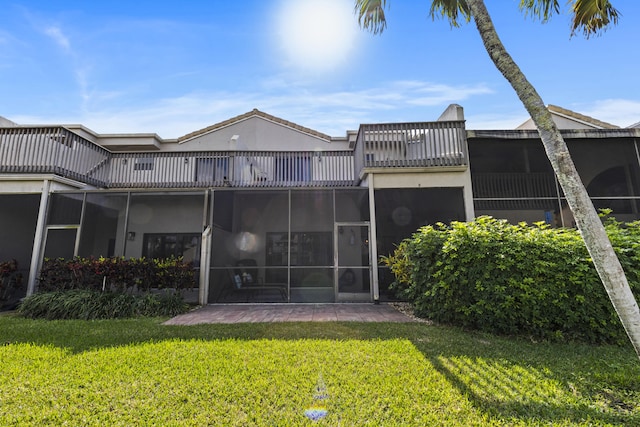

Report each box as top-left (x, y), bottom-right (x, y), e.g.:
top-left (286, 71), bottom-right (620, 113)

top-left (27, 179), bottom-right (51, 296)
top-left (368, 175), bottom-right (380, 303)
top-left (199, 226), bottom-right (212, 305)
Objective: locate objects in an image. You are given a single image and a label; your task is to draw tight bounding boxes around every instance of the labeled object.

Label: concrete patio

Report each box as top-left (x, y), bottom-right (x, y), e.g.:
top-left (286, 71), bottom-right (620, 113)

top-left (163, 303), bottom-right (415, 325)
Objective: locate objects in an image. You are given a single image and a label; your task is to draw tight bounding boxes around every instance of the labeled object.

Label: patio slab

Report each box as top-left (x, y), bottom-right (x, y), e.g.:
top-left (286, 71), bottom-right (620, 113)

top-left (163, 303), bottom-right (415, 325)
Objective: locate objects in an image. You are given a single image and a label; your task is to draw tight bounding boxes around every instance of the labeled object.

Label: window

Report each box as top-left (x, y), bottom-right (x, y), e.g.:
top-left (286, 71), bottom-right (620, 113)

top-left (134, 158), bottom-right (154, 171)
top-left (275, 155), bottom-right (311, 182)
top-left (196, 157), bottom-right (228, 182)
top-left (142, 233), bottom-right (200, 264)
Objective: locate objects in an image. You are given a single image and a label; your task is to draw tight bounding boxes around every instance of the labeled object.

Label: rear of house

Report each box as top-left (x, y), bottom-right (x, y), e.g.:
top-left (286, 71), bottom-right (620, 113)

top-left (1, 105), bottom-right (638, 305)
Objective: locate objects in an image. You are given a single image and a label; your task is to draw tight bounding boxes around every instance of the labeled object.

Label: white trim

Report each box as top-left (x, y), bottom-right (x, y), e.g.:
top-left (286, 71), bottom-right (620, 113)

top-left (0, 174), bottom-right (89, 189)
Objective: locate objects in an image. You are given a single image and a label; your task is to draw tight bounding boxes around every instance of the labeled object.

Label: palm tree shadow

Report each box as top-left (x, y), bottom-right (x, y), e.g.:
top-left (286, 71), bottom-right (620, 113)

top-left (426, 352), bottom-right (633, 425)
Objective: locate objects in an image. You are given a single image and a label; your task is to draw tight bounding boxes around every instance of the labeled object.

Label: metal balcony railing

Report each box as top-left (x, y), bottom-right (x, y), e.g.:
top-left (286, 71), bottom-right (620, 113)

top-left (2, 122), bottom-right (468, 189)
top-left (0, 127), bottom-right (356, 188)
top-left (354, 120), bottom-right (468, 177)
top-left (0, 127), bottom-right (111, 187)
top-left (108, 150), bottom-right (355, 188)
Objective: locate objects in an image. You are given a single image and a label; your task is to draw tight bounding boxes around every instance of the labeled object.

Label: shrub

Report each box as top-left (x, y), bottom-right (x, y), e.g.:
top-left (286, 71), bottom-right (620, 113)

top-left (0, 259), bottom-right (23, 303)
top-left (383, 215), bottom-right (640, 344)
top-left (38, 256), bottom-right (196, 293)
top-left (18, 289), bottom-right (188, 320)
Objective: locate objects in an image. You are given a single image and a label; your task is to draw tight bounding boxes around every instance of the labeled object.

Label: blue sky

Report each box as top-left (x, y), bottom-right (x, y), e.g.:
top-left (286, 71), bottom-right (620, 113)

top-left (1, 0), bottom-right (639, 138)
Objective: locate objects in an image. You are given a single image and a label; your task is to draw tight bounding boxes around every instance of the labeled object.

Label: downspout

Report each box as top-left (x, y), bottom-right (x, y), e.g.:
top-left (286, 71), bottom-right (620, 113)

top-left (27, 179), bottom-right (51, 296)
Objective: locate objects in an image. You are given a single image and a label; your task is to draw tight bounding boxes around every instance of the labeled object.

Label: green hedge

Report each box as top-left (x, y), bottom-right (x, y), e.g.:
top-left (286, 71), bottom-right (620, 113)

top-left (18, 289), bottom-right (188, 320)
top-left (383, 215), bottom-right (640, 344)
top-left (38, 256), bottom-right (196, 293)
top-left (23, 257), bottom-right (195, 319)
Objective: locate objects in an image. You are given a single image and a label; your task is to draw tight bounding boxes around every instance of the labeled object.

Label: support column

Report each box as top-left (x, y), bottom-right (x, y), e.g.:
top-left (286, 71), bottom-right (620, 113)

top-left (462, 169), bottom-right (476, 221)
top-left (27, 179), bottom-right (50, 296)
top-left (199, 226), bottom-right (212, 305)
top-left (367, 175), bottom-right (380, 303)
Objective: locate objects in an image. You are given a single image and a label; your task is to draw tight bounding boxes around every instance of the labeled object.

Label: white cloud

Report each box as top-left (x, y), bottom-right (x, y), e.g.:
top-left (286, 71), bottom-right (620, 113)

top-left (465, 113), bottom-right (530, 130)
top-left (10, 80), bottom-right (495, 138)
top-left (579, 99), bottom-right (640, 128)
top-left (465, 99), bottom-right (640, 130)
top-left (43, 26), bottom-right (71, 52)
top-left (38, 24), bottom-right (96, 110)
top-left (404, 82), bottom-right (493, 107)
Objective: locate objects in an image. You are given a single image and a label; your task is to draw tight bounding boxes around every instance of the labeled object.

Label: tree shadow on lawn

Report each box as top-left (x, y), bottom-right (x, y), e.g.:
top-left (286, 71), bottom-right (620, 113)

top-left (403, 325), bottom-right (640, 426)
top-left (427, 351), bottom-right (637, 426)
top-left (1, 314), bottom-right (639, 425)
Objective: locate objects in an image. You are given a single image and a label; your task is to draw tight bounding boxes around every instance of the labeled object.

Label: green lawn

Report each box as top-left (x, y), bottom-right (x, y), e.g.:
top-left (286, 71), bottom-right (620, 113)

top-left (0, 314), bottom-right (638, 426)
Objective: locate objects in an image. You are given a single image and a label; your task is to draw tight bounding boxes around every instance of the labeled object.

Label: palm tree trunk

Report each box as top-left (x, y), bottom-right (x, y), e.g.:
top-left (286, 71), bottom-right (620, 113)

top-left (466, 0), bottom-right (640, 358)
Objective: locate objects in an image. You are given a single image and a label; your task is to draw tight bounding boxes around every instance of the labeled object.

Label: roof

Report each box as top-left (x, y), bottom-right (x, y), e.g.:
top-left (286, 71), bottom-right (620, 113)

top-left (177, 108), bottom-right (332, 143)
top-left (0, 116), bottom-right (17, 126)
top-left (467, 128), bottom-right (640, 140)
top-left (547, 105), bottom-right (620, 129)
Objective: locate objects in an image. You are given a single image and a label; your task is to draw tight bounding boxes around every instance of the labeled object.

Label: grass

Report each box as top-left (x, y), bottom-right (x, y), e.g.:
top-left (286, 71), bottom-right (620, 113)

top-left (0, 313), bottom-right (639, 426)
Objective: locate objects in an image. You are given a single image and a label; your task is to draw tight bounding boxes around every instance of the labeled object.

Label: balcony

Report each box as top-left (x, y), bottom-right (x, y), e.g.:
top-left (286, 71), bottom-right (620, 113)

top-left (0, 127), bottom-right (356, 188)
top-left (109, 150), bottom-right (355, 188)
top-left (354, 120), bottom-right (468, 178)
top-left (2, 121), bottom-right (469, 189)
top-left (0, 127), bottom-right (111, 187)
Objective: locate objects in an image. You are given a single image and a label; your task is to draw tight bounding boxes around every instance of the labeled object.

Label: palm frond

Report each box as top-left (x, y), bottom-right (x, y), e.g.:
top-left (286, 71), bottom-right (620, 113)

top-left (570, 0), bottom-right (620, 38)
top-left (355, 0), bottom-right (388, 35)
top-left (429, 0), bottom-right (472, 28)
top-left (518, 0), bottom-right (560, 22)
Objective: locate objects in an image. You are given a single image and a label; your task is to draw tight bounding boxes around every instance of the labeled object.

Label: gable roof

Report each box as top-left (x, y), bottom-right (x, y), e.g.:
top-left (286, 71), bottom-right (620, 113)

top-left (0, 116), bottom-right (17, 126)
top-left (516, 105), bottom-right (621, 130)
top-left (177, 109), bottom-right (331, 143)
top-left (546, 105), bottom-right (619, 129)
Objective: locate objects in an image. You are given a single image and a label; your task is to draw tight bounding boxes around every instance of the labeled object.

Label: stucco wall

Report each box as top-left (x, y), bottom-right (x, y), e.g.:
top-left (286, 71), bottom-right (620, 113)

top-left (172, 117), bottom-right (348, 152)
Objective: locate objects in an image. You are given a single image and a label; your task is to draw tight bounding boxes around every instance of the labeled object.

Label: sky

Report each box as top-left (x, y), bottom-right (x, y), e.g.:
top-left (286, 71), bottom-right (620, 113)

top-left (1, 0), bottom-right (639, 139)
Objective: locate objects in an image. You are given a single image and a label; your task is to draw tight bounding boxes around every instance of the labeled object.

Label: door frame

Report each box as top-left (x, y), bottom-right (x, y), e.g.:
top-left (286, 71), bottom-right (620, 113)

top-left (334, 221), bottom-right (372, 302)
